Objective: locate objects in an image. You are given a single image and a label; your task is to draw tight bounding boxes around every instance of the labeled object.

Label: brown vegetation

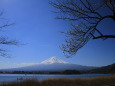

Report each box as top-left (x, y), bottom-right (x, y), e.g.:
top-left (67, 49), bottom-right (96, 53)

top-left (0, 75), bottom-right (115, 86)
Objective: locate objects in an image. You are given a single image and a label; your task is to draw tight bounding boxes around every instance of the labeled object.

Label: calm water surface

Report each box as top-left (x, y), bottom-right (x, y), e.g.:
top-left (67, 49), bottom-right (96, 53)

top-left (0, 74), bottom-right (112, 82)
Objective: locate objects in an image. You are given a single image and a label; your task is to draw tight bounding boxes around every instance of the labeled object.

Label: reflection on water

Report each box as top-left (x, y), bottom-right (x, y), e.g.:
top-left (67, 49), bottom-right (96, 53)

top-left (0, 74), bottom-right (112, 82)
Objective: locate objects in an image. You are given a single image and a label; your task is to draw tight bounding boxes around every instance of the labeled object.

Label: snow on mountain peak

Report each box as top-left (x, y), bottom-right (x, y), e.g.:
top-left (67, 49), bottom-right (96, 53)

top-left (40, 56), bottom-right (69, 64)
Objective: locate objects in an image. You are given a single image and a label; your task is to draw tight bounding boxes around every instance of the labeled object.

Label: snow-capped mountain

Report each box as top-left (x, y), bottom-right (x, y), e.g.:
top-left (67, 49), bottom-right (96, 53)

top-left (0, 57), bottom-right (97, 72)
top-left (40, 57), bottom-right (69, 64)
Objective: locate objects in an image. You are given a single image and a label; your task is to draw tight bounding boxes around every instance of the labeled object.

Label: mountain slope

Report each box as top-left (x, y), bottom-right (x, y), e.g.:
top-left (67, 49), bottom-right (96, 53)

top-left (89, 63), bottom-right (115, 74)
top-left (0, 57), bottom-right (97, 72)
top-left (5, 63), bottom-right (96, 71)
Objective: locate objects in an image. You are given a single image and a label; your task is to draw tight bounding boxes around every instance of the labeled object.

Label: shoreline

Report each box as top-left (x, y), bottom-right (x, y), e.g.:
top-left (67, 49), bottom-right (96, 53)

top-left (0, 75), bottom-right (115, 86)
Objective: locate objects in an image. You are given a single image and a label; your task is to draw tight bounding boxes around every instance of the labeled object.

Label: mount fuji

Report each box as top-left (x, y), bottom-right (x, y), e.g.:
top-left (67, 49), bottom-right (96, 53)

top-left (1, 57), bottom-right (97, 72)
top-left (40, 57), bottom-right (69, 64)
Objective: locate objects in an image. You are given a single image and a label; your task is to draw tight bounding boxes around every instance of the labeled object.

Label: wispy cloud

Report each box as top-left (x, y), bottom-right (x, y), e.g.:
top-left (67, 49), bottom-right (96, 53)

top-left (0, 61), bottom-right (3, 63)
top-left (18, 63), bottom-right (40, 66)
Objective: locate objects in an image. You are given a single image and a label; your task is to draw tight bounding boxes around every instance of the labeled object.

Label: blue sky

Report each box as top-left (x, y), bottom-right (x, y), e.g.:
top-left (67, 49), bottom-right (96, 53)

top-left (0, 0), bottom-right (115, 69)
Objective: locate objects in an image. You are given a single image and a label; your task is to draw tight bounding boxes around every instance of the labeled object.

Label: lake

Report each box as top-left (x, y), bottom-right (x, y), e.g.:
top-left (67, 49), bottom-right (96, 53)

top-left (0, 74), bottom-right (112, 82)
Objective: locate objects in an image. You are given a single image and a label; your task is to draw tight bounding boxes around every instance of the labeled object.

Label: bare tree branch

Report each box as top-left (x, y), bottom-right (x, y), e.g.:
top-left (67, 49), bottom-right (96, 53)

top-left (50, 0), bottom-right (115, 57)
top-left (93, 35), bottom-right (115, 39)
top-left (0, 10), bottom-right (19, 57)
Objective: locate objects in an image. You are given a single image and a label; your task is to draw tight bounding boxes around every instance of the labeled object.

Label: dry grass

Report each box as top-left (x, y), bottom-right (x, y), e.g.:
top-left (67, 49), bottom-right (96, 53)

top-left (0, 75), bottom-right (115, 86)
